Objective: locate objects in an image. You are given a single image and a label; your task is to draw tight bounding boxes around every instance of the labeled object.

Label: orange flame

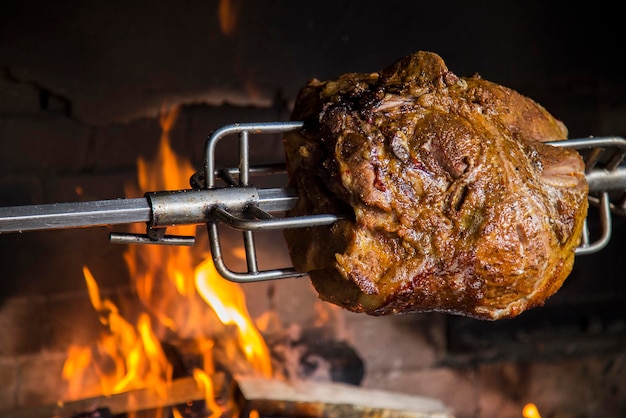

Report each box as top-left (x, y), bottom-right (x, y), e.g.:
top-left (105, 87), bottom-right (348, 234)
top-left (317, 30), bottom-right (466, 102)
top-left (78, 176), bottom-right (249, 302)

top-left (218, 0), bottom-right (239, 36)
top-left (193, 369), bottom-right (222, 418)
top-left (195, 257), bottom-right (271, 376)
top-left (523, 403), bottom-right (542, 418)
top-left (62, 103), bottom-right (272, 413)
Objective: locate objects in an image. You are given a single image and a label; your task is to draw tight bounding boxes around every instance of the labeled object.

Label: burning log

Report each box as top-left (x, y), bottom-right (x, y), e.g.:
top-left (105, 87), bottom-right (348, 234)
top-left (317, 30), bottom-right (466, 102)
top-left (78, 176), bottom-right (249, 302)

top-left (0, 375), bottom-right (453, 418)
top-left (234, 376), bottom-right (453, 418)
top-left (0, 375), bottom-right (214, 418)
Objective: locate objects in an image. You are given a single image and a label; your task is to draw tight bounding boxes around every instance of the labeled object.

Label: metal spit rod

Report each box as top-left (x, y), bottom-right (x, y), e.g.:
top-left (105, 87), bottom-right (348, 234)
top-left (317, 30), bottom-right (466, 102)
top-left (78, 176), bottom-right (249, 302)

top-left (0, 122), bottom-right (624, 282)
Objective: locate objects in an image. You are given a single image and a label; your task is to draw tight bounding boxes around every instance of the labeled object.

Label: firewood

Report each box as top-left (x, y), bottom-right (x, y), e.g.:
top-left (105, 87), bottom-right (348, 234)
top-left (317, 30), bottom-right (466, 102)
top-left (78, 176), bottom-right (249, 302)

top-left (0, 375), bottom-right (454, 418)
top-left (0, 375), bottom-right (218, 418)
top-left (234, 376), bottom-right (454, 418)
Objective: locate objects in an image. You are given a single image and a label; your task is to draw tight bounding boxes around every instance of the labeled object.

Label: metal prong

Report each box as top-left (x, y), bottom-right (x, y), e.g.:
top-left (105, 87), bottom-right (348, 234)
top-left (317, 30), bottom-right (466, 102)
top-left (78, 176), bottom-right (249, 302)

top-left (207, 222), bottom-right (306, 282)
top-left (110, 232), bottom-right (195, 246)
top-left (212, 206), bottom-right (343, 231)
top-left (575, 192), bottom-right (612, 255)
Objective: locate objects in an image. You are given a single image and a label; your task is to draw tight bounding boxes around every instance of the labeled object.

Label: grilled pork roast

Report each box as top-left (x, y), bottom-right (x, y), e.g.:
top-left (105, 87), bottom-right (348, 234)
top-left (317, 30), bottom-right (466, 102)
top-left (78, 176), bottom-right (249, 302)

top-left (283, 51), bottom-right (588, 320)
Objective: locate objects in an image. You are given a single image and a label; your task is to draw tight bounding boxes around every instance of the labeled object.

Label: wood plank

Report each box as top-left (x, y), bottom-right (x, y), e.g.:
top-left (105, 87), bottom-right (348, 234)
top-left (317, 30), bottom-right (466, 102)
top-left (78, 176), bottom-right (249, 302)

top-left (235, 376), bottom-right (454, 418)
top-left (0, 376), bottom-right (211, 418)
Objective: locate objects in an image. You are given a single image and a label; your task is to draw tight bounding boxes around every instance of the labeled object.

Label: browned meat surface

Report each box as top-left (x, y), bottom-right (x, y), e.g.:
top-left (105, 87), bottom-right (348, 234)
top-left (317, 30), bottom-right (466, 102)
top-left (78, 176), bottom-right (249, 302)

top-left (283, 51), bottom-right (589, 320)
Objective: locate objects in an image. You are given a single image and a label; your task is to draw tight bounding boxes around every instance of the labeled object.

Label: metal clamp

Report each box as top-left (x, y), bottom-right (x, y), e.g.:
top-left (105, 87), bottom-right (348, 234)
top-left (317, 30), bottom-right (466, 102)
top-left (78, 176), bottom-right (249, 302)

top-left (202, 122), bottom-right (326, 282)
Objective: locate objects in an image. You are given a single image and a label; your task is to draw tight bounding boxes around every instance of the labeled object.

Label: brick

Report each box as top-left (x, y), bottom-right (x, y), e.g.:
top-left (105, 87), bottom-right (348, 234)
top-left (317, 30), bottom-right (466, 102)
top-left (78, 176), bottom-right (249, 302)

top-left (363, 367), bottom-right (478, 418)
top-left (0, 115), bottom-right (91, 176)
top-left (343, 312), bottom-right (447, 374)
top-left (0, 297), bottom-right (45, 356)
top-left (0, 357), bottom-right (18, 410)
top-left (243, 276), bottom-right (327, 331)
top-left (45, 170), bottom-right (137, 203)
top-left (0, 77), bottom-right (41, 115)
top-left (90, 103), bottom-right (231, 173)
top-left (183, 103), bottom-right (290, 168)
top-left (477, 354), bottom-right (626, 418)
top-left (16, 351), bottom-right (67, 408)
top-left (45, 293), bottom-right (102, 352)
top-left (91, 118), bottom-right (162, 172)
top-left (0, 175), bottom-right (43, 206)
top-left (0, 228), bottom-right (130, 297)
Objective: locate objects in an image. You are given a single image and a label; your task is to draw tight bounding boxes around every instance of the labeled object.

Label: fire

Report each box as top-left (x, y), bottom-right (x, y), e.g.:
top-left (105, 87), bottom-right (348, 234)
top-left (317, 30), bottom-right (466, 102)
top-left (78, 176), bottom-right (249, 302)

top-left (62, 103), bottom-right (272, 415)
top-left (218, 0), bottom-right (240, 36)
top-left (522, 403), bottom-right (542, 418)
top-left (193, 369), bottom-right (222, 417)
top-left (195, 257), bottom-right (272, 376)
top-left (63, 266), bottom-right (172, 399)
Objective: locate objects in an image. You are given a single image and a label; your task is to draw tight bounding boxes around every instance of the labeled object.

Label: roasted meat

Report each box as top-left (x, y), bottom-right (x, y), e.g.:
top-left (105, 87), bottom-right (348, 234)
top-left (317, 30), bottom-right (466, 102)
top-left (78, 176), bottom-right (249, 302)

top-left (282, 51), bottom-right (589, 320)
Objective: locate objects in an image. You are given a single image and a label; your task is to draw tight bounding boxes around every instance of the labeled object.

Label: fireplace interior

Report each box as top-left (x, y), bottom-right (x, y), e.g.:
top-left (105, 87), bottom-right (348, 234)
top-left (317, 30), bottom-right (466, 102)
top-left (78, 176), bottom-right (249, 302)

top-left (1, 2), bottom-right (625, 417)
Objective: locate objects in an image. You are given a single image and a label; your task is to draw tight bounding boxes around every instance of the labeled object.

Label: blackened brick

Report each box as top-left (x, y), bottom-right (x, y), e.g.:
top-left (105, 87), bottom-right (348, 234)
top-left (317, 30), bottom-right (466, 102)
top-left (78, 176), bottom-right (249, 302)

top-left (0, 175), bottom-right (43, 206)
top-left (0, 77), bottom-right (41, 115)
top-left (183, 103), bottom-right (289, 168)
top-left (0, 115), bottom-right (90, 175)
top-left (91, 118), bottom-right (162, 171)
top-left (0, 228), bottom-right (130, 297)
top-left (45, 171), bottom-right (137, 203)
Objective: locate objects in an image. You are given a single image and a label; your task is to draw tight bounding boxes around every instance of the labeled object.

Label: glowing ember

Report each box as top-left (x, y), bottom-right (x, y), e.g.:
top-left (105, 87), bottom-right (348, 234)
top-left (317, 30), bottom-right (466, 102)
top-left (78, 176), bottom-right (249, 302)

top-left (522, 403), bottom-right (542, 418)
top-left (61, 103), bottom-right (272, 415)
